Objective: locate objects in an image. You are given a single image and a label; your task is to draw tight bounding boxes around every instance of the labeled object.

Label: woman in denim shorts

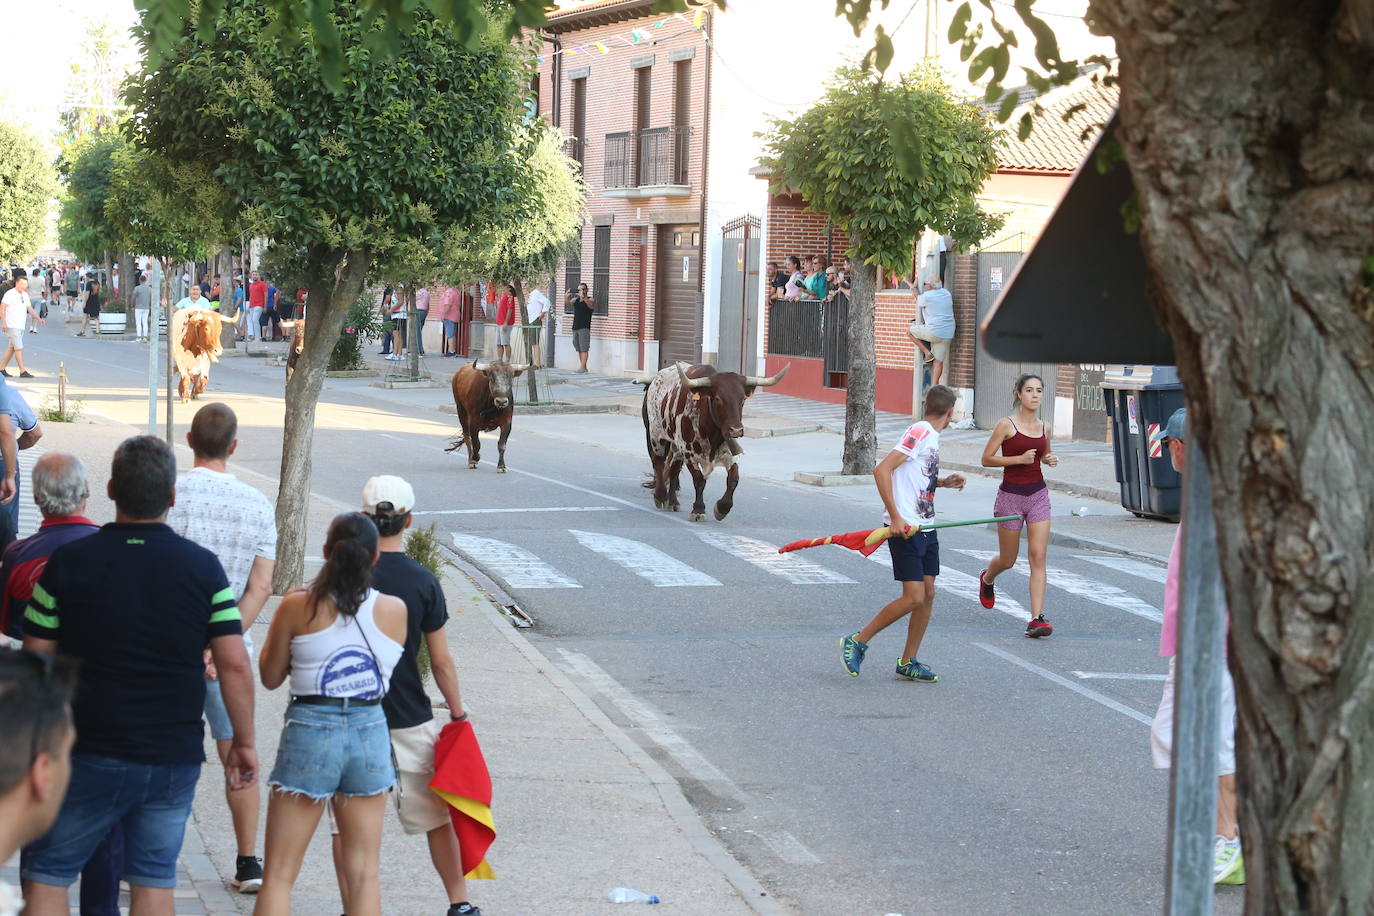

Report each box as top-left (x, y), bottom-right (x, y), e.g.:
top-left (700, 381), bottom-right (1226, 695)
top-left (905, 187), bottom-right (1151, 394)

top-left (255, 513), bottom-right (407, 916)
top-left (977, 374), bottom-right (1060, 638)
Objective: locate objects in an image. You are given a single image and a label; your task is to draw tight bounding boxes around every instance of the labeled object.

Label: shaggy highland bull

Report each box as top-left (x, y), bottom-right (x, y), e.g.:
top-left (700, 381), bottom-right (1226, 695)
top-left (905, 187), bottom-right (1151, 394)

top-left (446, 359), bottom-right (526, 472)
top-left (171, 307), bottom-right (239, 402)
top-left (637, 362), bottom-right (789, 521)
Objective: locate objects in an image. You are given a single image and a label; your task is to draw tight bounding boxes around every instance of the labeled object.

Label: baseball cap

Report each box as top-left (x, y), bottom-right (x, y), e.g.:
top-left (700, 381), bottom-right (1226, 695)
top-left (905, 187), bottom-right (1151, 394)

top-left (362, 475), bottom-right (415, 516)
top-left (1153, 407), bottom-right (1186, 446)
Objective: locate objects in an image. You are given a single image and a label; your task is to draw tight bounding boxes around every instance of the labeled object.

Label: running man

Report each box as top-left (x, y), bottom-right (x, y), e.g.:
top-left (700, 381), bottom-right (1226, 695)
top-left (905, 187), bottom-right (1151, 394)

top-left (976, 373), bottom-right (1058, 637)
top-left (841, 385), bottom-right (965, 683)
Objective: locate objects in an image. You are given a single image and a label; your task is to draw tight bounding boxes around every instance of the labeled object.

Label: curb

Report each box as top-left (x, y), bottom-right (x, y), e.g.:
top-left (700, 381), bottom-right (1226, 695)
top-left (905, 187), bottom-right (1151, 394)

top-left (441, 546), bottom-right (789, 915)
top-left (793, 470), bottom-right (869, 487)
top-left (181, 820), bottom-right (246, 915)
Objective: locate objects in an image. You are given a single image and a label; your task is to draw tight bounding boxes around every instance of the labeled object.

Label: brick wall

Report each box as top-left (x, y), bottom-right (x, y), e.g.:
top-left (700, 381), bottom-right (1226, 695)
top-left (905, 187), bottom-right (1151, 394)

top-left (532, 17), bottom-right (708, 344)
top-left (946, 253), bottom-right (977, 390)
top-left (764, 194), bottom-right (851, 268)
top-left (874, 291), bottom-right (916, 372)
top-left (1056, 362), bottom-right (1076, 398)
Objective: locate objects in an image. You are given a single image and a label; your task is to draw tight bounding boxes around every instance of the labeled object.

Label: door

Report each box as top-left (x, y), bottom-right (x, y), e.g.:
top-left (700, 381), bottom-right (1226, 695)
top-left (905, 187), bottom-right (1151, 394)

top-left (973, 251), bottom-right (1056, 431)
top-left (716, 216), bottom-right (760, 374)
top-left (657, 225), bottom-right (701, 368)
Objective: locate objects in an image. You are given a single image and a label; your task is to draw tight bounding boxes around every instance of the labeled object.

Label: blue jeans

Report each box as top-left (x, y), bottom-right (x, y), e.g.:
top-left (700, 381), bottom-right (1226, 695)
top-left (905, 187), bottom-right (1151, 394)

top-left (268, 700), bottom-right (394, 800)
top-left (23, 755), bottom-right (201, 889)
top-left (78, 826), bottom-right (125, 916)
top-left (0, 465), bottom-right (20, 552)
top-left (414, 309), bottom-right (427, 354)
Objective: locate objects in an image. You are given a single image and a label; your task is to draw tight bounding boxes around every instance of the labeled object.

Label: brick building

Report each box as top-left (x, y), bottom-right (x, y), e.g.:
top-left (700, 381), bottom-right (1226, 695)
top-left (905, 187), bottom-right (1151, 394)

top-left (533, 1), bottom-right (711, 374)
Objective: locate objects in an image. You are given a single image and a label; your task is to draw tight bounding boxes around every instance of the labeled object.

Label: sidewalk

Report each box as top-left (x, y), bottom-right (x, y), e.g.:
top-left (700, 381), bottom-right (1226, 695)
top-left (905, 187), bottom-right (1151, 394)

top-left (14, 412), bottom-right (775, 914)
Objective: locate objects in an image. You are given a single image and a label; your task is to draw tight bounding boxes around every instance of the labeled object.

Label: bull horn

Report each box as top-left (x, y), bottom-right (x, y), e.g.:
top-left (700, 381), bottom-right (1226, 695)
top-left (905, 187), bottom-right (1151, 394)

top-left (473, 361), bottom-right (491, 371)
top-left (746, 362), bottom-right (791, 388)
top-left (508, 363), bottom-right (530, 372)
top-left (676, 363), bottom-right (712, 389)
top-left (221, 307), bottom-right (241, 324)
top-left (632, 374), bottom-right (655, 386)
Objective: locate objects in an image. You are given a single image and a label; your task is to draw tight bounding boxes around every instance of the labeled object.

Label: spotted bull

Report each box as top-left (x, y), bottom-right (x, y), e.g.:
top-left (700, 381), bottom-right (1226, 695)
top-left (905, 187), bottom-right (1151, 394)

top-left (446, 360), bottom-right (526, 472)
top-left (637, 362), bottom-right (789, 521)
top-left (171, 307), bottom-right (239, 402)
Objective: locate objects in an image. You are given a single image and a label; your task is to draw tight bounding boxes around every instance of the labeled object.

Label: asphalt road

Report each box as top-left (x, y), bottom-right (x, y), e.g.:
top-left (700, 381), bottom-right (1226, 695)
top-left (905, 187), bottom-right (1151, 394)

top-left (18, 325), bottom-right (1241, 915)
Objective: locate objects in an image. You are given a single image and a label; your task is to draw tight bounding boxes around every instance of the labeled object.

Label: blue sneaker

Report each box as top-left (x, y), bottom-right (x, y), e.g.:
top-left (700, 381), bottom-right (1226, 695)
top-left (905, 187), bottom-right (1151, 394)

top-left (895, 658), bottom-right (938, 683)
top-left (841, 633), bottom-right (868, 676)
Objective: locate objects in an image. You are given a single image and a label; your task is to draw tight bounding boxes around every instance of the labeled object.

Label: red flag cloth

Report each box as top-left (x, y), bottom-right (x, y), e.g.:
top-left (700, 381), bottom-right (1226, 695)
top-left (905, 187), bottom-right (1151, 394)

top-left (428, 720), bottom-right (496, 879)
top-left (777, 526), bottom-right (897, 556)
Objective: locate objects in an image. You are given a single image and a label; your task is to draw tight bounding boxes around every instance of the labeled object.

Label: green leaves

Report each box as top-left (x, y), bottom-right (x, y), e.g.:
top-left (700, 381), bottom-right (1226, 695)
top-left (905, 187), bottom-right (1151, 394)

top-left (0, 123), bottom-right (57, 264)
top-left (948, 3), bottom-right (972, 42)
top-left (864, 25), bottom-right (895, 73)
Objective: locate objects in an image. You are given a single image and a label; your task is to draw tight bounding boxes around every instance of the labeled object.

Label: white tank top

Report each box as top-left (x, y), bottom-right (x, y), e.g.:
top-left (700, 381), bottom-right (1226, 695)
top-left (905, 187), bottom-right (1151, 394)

top-left (288, 589), bottom-right (404, 700)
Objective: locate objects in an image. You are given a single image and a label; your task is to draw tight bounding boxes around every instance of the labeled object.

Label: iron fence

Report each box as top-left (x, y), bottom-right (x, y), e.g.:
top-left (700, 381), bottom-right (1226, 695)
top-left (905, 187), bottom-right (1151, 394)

top-left (604, 132), bottom-right (631, 188)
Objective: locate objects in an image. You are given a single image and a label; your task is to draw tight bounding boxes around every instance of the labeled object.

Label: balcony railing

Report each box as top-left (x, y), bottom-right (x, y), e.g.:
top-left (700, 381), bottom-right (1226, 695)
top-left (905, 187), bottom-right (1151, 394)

top-left (604, 132), bottom-right (631, 188)
top-left (637, 126), bottom-right (689, 186)
top-left (602, 126), bottom-right (690, 191)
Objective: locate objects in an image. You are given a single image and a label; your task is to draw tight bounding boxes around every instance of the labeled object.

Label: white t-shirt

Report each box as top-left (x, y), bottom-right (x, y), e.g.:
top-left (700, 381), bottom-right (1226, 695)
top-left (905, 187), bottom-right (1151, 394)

top-left (885, 420), bottom-right (941, 529)
top-left (526, 289), bottom-right (550, 322)
top-left (2, 288), bottom-right (30, 330)
top-left (166, 467), bottom-right (277, 652)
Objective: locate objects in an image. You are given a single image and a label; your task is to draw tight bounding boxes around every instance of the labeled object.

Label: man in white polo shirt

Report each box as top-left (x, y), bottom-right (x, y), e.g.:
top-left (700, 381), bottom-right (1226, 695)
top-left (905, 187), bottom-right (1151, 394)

top-left (1, 275), bottom-right (44, 379)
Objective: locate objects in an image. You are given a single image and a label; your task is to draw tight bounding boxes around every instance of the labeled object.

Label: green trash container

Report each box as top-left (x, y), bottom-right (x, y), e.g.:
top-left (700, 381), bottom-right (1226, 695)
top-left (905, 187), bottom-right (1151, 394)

top-left (1102, 365), bottom-right (1184, 521)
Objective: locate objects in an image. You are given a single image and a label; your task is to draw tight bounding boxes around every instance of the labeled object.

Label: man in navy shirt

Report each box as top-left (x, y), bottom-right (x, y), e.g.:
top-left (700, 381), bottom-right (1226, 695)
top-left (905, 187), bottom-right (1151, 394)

top-left (21, 436), bottom-right (258, 916)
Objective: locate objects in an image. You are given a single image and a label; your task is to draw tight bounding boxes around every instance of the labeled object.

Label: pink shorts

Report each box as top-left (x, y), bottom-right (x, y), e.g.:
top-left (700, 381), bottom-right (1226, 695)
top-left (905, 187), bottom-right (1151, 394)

top-left (994, 485), bottom-right (1051, 530)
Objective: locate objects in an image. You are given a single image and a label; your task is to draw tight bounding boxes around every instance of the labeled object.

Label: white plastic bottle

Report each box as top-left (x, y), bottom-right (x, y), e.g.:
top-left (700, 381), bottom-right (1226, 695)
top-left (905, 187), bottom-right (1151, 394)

top-left (608, 887), bottom-right (661, 904)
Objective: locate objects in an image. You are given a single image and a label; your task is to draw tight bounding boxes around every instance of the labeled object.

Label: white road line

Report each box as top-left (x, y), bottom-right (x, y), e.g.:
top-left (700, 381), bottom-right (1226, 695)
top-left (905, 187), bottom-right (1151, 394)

top-left (1072, 671), bottom-right (1167, 682)
top-left (1076, 554), bottom-right (1168, 584)
top-left (449, 533), bottom-right (581, 589)
top-left (556, 649), bottom-right (740, 794)
top-left (697, 533), bottom-right (856, 585)
top-left (760, 831), bottom-right (822, 866)
top-left (862, 551), bottom-right (1028, 621)
top-left (414, 506), bottom-right (619, 515)
top-left (954, 549), bottom-right (1162, 623)
top-left (974, 643), bottom-right (1153, 726)
top-left (569, 530), bottom-right (721, 587)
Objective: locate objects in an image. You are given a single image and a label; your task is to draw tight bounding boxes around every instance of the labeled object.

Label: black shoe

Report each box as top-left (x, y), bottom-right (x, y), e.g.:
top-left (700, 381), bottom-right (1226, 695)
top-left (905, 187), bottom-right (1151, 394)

top-left (449, 904), bottom-right (481, 916)
top-left (19, 371), bottom-right (33, 378)
top-left (232, 855), bottom-right (263, 893)
top-left (0, 371), bottom-right (8, 377)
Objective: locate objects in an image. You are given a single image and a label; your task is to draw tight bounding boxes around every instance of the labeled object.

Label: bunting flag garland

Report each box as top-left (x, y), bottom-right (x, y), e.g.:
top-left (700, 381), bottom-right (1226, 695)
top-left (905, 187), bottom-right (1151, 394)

top-left (692, 8), bottom-right (706, 28)
top-left (594, 41), bottom-right (610, 53)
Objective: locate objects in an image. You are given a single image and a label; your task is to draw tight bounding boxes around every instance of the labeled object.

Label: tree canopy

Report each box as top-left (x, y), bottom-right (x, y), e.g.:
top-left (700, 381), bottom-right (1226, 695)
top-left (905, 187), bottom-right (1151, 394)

top-left (104, 146), bottom-right (227, 265)
top-left (56, 133), bottom-right (125, 264)
top-left (0, 123), bottom-right (57, 265)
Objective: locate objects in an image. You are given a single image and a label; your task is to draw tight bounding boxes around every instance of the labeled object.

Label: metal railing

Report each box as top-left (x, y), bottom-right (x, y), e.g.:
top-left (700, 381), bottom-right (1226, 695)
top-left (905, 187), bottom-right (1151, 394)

top-left (604, 132), bottom-right (631, 188)
top-left (638, 125), bottom-right (689, 186)
top-left (767, 299), bottom-right (825, 359)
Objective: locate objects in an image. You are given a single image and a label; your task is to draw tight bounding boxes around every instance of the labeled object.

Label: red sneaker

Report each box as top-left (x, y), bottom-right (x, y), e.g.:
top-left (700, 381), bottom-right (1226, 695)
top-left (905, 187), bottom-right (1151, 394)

top-left (978, 569), bottom-right (996, 609)
top-left (1025, 616), bottom-right (1053, 638)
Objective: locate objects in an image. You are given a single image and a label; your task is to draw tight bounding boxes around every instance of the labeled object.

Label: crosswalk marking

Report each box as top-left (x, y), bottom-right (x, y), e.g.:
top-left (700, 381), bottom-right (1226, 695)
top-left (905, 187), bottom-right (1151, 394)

top-left (450, 533), bottom-right (581, 589)
top-left (696, 533), bottom-right (856, 585)
top-left (1076, 555), bottom-right (1168, 584)
top-left (415, 506), bottom-right (620, 515)
top-left (1071, 671), bottom-right (1167, 682)
top-left (953, 549), bottom-right (1162, 623)
top-left (15, 445), bottom-right (44, 539)
top-left (863, 550), bottom-right (1028, 621)
top-left (569, 530), bottom-right (721, 587)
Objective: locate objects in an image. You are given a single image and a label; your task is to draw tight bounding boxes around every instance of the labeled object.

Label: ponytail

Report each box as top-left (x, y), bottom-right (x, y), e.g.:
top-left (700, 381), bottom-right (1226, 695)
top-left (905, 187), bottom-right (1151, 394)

top-left (306, 512), bottom-right (378, 622)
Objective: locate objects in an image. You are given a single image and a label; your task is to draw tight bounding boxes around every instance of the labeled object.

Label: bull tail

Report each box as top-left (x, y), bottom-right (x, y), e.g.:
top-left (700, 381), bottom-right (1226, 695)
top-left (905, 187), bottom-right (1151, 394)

top-left (445, 434), bottom-right (467, 453)
top-left (640, 473), bottom-right (656, 490)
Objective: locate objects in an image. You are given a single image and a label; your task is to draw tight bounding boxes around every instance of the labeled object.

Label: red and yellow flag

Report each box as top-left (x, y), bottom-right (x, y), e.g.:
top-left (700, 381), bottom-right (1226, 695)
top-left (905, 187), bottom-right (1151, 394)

top-left (428, 720), bottom-right (496, 879)
top-left (777, 526), bottom-right (905, 556)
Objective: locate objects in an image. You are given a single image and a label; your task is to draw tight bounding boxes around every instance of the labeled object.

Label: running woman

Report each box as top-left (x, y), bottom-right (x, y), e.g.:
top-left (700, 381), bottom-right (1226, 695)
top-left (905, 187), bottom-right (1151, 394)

top-left (977, 373), bottom-right (1058, 637)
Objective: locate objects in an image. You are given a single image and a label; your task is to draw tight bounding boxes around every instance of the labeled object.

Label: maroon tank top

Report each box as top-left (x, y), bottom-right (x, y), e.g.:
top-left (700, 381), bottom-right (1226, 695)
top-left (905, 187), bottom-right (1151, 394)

top-left (1000, 418), bottom-right (1048, 494)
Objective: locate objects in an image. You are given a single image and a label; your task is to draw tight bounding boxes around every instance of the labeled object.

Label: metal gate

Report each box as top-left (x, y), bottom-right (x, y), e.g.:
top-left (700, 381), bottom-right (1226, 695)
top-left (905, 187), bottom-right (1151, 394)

top-left (716, 216), bottom-right (760, 374)
top-left (974, 250), bottom-right (1057, 431)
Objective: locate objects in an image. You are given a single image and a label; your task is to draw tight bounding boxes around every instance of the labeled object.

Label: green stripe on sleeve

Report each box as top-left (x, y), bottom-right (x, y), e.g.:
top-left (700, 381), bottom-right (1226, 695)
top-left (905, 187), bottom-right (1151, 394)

top-left (30, 583), bottom-right (56, 610)
top-left (208, 606), bottom-right (242, 625)
top-left (25, 606), bottom-right (59, 630)
top-left (210, 587), bottom-right (236, 606)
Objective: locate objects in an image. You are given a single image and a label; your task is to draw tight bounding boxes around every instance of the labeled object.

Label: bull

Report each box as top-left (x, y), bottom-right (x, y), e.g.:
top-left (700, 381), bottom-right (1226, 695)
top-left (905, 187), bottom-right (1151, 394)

top-left (285, 319), bottom-right (305, 381)
top-left (171, 307), bottom-right (239, 403)
top-left (446, 360), bottom-right (526, 472)
top-left (636, 362), bottom-right (789, 521)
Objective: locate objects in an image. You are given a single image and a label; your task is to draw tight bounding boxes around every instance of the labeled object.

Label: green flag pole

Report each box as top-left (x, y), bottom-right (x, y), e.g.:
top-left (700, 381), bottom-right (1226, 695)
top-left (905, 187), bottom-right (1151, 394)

top-left (913, 516), bottom-right (1019, 530)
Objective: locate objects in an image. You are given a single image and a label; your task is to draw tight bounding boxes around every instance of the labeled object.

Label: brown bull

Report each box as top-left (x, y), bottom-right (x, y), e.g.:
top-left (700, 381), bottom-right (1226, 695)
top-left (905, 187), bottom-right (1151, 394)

top-left (637, 362), bottom-right (789, 521)
top-left (446, 360), bottom-right (526, 472)
top-left (171, 307), bottom-right (239, 403)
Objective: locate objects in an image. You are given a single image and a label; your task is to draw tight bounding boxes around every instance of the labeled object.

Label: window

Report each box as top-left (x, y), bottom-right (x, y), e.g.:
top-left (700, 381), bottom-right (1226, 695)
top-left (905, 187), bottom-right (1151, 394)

top-left (571, 77), bottom-right (587, 166)
top-left (564, 228), bottom-right (582, 314)
top-left (592, 225), bottom-right (611, 315)
top-left (633, 67), bottom-right (651, 184)
top-left (672, 60), bottom-right (691, 184)
top-left (526, 73), bottom-right (540, 121)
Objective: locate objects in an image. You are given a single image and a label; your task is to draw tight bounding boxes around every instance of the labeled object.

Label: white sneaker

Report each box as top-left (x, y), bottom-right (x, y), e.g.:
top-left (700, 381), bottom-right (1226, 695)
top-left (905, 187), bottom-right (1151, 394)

top-left (1213, 834), bottom-right (1243, 884)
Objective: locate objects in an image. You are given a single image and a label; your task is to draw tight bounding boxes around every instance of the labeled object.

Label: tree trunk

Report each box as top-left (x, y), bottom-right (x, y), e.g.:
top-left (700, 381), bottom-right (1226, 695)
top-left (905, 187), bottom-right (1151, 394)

top-left (118, 252), bottom-right (133, 322)
top-left (1095, 1), bottom-right (1374, 909)
top-left (273, 246), bottom-right (372, 593)
top-left (407, 285), bottom-right (421, 379)
top-left (512, 279), bottom-right (541, 403)
top-left (841, 251), bottom-right (878, 475)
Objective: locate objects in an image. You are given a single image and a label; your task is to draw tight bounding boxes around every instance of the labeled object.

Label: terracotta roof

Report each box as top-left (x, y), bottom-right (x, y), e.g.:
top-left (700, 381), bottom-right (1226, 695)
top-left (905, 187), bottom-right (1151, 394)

top-left (544, 0), bottom-right (703, 31)
top-left (996, 81), bottom-right (1118, 173)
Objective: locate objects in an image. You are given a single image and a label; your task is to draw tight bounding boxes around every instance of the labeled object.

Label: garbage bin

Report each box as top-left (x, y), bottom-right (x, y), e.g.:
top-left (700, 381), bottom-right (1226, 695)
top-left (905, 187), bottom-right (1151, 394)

top-left (1102, 365), bottom-right (1185, 521)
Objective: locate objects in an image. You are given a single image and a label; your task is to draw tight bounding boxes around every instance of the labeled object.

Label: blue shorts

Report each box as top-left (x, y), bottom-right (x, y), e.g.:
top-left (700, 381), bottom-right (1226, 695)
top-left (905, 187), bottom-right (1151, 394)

top-left (268, 700), bottom-right (395, 800)
top-left (888, 529), bottom-right (939, 581)
top-left (22, 755), bottom-right (201, 889)
top-left (442, 318), bottom-right (460, 338)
